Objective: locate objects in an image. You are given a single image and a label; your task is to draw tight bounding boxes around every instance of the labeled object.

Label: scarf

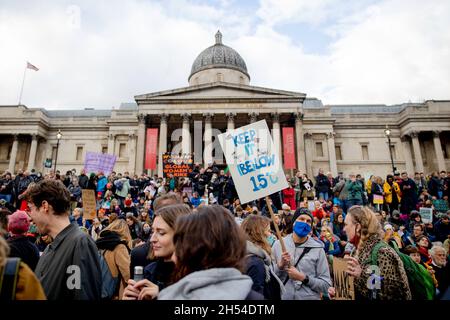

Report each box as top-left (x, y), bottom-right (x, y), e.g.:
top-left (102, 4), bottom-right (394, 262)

top-left (96, 230), bottom-right (129, 252)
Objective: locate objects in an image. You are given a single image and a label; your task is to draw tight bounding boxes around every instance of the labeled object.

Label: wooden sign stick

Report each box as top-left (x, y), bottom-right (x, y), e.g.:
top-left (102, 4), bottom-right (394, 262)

top-left (265, 196), bottom-right (286, 253)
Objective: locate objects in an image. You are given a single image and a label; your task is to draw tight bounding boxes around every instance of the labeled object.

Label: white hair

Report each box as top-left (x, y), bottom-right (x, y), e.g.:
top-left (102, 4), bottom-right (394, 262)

top-left (430, 245), bottom-right (445, 257)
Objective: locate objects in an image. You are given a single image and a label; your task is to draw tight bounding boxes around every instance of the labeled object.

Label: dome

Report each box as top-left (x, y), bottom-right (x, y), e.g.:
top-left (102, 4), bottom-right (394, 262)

top-left (189, 31), bottom-right (250, 81)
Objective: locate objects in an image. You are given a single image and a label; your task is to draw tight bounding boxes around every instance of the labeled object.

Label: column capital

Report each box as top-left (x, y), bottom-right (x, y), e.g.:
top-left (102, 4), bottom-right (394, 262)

top-left (203, 113), bottom-right (214, 121)
top-left (226, 112), bottom-right (236, 121)
top-left (160, 114), bottom-right (168, 123)
top-left (432, 130), bottom-right (441, 138)
top-left (12, 134), bottom-right (19, 141)
top-left (108, 133), bottom-right (116, 140)
top-left (293, 112), bottom-right (303, 122)
top-left (410, 131), bottom-right (420, 138)
top-left (128, 133), bottom-right (137, 139)
top-left (304, 132), bottom-right (313, 138)
top-left (326, 132), bottom-right (336, 139)
top-left (137, 113), bottom-right (146, 124)
top-left (271, 113), bottom-right (280, 122)
top-left (181, 113), bottom-right (191, 122)
top-left (400, 135), bottom-right (409, 142)
top-left (248, 112), bottom-right (258, 123)
top-left (30, 133), bottom-right (38, 140)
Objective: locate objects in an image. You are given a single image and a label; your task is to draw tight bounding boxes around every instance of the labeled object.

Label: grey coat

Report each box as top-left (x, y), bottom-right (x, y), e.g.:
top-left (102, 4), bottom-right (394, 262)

top-left (158, 268), bottom-right (254, 300)
top-left (273, 234), bottom-right (332, 300)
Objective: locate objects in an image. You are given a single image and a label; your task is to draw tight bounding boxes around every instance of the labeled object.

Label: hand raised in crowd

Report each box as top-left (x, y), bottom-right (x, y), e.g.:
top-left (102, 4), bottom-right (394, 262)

top-left (286, 266), bottom-right (306, 281)
top-left (345, 256), bottom-right (362, 278)
top-left (278, 251), bottom-right (291, 270)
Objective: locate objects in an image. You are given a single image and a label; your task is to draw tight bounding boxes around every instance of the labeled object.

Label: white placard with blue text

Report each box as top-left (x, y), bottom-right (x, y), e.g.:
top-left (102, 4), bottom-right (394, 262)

top-left (218, 120), bottom-right (288, 204)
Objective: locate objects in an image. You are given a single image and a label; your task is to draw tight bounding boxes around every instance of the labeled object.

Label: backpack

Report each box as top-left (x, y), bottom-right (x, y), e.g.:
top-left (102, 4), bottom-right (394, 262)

top-left (0, 258), bottom-right (20, 300)
top-left (370, 242), bottom-right (435, 300)
top-left (114, 179), bottom-right (124, 191)
top-left (98, 250), bottom-right (120, 299)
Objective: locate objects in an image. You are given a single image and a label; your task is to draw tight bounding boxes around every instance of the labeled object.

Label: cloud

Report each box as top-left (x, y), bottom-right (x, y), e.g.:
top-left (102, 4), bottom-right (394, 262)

top-left (0, 0), bottom-right (449, 108)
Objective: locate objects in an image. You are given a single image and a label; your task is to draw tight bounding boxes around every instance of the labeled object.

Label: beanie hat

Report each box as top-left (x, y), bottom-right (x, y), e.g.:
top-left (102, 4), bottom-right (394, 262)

top-left (124, 199), bottom-right (132, 207)
top-left (8, 210), bottom-right (30, 235)
top-left (282, 203), bottom-right (291, 211)
top-left (293, 208), bottom-right (314, 226)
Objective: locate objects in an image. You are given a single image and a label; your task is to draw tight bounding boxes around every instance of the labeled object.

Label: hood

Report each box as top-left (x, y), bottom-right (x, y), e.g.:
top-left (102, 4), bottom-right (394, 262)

top-left (96, 230), bottom-right (128, 251)
top-left (246, 240), bottom-right (271, 266)
top-left (158, 268), bottom-right (253, 300)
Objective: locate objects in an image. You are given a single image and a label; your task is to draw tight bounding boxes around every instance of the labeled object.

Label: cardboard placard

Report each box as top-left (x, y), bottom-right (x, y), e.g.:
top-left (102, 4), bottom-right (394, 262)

top-left (81, 189), bottom-right (97, 220)
top-left (332, 257), bottom-right (355, 300)
top-left (217, 120), bottom-right (288, 204)
top-left (373, 194), bottom-right (384, 204)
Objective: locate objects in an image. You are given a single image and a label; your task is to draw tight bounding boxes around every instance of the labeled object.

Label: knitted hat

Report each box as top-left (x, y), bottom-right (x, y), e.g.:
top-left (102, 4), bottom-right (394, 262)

top-left (124, 199), bottom-right (132, 207)
top-left (8, 210), bottom-right (30, 235)
top-left (293, 208), bottom-right (314, 226)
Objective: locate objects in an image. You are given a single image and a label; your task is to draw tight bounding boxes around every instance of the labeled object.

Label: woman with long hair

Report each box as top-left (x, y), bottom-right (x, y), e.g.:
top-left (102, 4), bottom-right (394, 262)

top-left (122, 204), bottom-right (191, 299)
top-left (127, 205), bottom-right (261, 300)
top-left (241, 215), bottom-right (283, 300)
top-left (96, 219), bottom-right (132, 299)
top-left (336, 205), bottom-right (412, 300)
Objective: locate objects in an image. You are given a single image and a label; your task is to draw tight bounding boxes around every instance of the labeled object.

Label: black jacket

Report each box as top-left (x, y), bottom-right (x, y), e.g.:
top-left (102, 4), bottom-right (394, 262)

top-left (78, 174), bottom-right (89, 189)
top-left (130, 241), bottom-right (154, 279)
top-left (34, 222), bottom-right (102, 300)
top-left (0, 178), bottom-right (13, 195)
top-left (144, 259), bottom-right (175, 290)
top-left (7, 235), bottom-right (40, 271)
top-left (315, 174), bottom-right (330, 194)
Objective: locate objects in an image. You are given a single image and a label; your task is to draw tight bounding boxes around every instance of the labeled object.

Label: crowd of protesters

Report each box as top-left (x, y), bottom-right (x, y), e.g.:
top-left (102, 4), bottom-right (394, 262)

top-left (0, 164), bottom-right (449, 300)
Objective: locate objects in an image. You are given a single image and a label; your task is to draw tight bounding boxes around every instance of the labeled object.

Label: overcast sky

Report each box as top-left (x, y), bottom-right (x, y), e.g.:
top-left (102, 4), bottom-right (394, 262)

top-left (1, 0), bottom-right (449, 109)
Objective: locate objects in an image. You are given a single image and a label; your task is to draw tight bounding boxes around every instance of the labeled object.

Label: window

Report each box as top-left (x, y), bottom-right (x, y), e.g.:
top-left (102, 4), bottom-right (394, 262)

top-left (119, 143), bottom-right (126, 158)
top-left (76, 146), bottom-right (83, 161)
top-left (102, 146), bottom-right (108, 154)
top-left (335, 146), bottom-right (342, 160)
top-left (362, 145), bottom-right (369, 160)
top-left (315, 142), bottom-right (324, 157)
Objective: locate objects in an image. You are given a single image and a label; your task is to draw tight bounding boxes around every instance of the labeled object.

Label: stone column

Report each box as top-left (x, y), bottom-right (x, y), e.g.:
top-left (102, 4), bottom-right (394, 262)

top-left (203, 113), bottom-right (213, 166)
top-left (327, 132), bottom-right (338, 176)
top-left (158, 114), bottom-right (168, 177)
top-left (226, 112), bottom-right (236, 131)
top-left (107, 133), bottom-right (115, 155)
top-left (27, 134), bottom-right (38, 171)
top-left (304, 132), bottom-right (314, 178)
top-left (128, 133), bottom-right (137, 175)
top-left (294, 113), bottom-right (306, 173)
top-left (248, 112), bottom-right (258, 124)
top-left (135, 114), bottom-right (146, 175)
top-left (8, 135), bottom-right (19, 173)
top-left (400, 135), bottom-right (414, 175)
top-left (181, 113), bottom-right (191, 154)
top-left (433, 131), bottom-right (446, 172)
top-left (410, 131), bottom-right (424, 173)
top-left (271, 113), bottom-right (282, 160)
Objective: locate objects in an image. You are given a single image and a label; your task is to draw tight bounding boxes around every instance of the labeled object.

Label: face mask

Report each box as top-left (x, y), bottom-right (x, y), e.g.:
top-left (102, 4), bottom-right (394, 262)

top-left (267, 234), bottom-right (276, 247)
top-left (293, 221), bottom-right (311, 238)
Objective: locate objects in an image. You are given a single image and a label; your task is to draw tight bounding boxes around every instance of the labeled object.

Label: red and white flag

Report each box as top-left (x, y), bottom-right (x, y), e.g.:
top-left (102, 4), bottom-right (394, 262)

top-left (26, 61), bottom-right (39, 71)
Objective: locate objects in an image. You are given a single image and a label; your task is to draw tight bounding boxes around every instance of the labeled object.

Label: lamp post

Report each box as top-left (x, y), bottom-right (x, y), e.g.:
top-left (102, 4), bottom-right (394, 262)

top-left (54, 129), bottom-right (62, 174)
top-left (384, 125), bottom-right (396, 175)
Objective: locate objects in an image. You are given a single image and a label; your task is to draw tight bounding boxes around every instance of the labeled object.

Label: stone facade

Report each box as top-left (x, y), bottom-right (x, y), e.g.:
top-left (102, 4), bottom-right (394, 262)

top-left (1, 32), bottom-right (449, 177)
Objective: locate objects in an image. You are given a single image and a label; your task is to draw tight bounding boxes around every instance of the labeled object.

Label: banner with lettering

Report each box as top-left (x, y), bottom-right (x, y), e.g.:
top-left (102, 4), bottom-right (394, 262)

top-left (218, 120), bottom-right (288, 204)
top-left (84, 152), bottom-right (116, 175)
top-left (145, 128), bottom-right (159, 170)
top-left (162, 153), bottom-right (194, 178)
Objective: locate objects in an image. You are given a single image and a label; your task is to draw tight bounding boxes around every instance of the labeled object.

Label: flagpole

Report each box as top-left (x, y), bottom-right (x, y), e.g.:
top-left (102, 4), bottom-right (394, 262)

top-left (18, 63), bottom-right (28, 106)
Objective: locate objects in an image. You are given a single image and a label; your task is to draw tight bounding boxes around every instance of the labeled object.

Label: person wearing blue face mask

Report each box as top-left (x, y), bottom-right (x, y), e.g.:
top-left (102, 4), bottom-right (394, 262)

top-left (272, 208), bottom-right (332, 300)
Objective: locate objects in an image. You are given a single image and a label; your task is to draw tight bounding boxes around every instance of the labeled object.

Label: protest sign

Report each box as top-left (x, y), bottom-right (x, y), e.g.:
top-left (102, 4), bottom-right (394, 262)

top-left (373, 194), bottom-right (384, 204)
top-left (81, 189), bottom-right (97, 220)
top-left (162, 153), bottom-right (194, 178)
top-left (44, 158), bottom-right (52, 168)
top-left (308, 201), bottom-right (315, 212)
top-left (84, 152), bottom-right (116, 175)
top-left (332, 257), bottom-right (355, 300)
top-left (432, 199), bottom-right (449, 213)
top-left (419, 207), bottom-right (433, 224)
top-left (217, 120), bottom-right (288, 204)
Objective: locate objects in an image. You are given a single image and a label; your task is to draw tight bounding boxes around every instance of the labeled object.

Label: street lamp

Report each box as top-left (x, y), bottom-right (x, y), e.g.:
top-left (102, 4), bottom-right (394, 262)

top-left (384, 125), bottom-right (396, 175)
top-left (54, 129), bottom-right (62, 174)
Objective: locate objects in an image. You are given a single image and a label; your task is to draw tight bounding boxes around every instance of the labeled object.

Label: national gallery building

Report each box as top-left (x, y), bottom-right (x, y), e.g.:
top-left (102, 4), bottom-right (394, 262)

top-left (1, 31), bottom-right (449, 178)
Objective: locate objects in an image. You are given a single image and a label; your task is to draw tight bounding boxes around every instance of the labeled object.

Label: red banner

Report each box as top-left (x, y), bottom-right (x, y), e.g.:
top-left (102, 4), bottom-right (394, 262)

top-left (282, 127), bottom-right (296, 169)
top-left (145, 128), bottom-right (158, 170)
